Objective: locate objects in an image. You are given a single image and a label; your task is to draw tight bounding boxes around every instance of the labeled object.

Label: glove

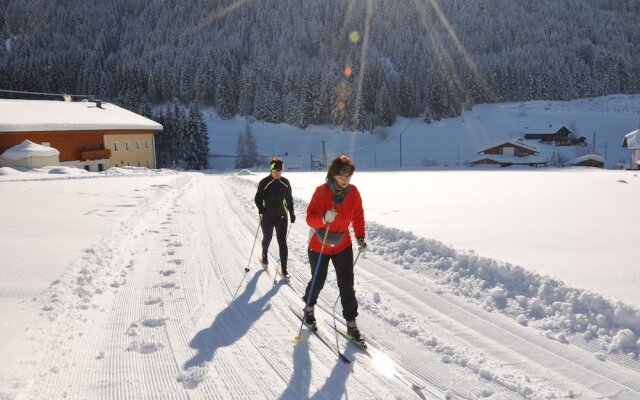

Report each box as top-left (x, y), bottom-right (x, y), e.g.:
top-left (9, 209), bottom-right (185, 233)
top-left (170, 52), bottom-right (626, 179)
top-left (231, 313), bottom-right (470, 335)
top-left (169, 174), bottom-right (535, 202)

top-left (290, 214), bottom-right (296, 223)
top-left (323, 209), bottom-right (338, 224)
top-left (357, 237), bottom-right (367, 252)
top-left (258, 207), bottom-right (265, 217)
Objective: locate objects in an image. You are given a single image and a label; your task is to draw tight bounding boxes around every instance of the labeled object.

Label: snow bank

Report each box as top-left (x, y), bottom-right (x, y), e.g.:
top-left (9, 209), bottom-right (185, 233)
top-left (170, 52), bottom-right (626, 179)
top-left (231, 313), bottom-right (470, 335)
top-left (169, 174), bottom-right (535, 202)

top-left (367, 222), bottom-right (640, 355)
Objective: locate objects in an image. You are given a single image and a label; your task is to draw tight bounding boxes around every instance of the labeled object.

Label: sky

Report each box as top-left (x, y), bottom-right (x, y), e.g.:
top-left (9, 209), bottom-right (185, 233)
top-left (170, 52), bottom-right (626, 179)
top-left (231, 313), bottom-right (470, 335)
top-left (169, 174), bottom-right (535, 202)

top-left (0, 95), bottom-right (639, 399)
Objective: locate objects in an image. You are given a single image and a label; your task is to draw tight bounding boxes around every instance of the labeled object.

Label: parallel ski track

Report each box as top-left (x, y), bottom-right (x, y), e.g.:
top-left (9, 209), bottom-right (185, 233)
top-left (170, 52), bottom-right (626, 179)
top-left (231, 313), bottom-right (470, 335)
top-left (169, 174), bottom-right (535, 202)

top-left (228, 174), bottom-right (640, 399)
top-left (218, 176), bottom-right (428, 399)
top-left (228, 176), bottom-right (454, 399)
top-left (355, 256), bottom-right (640, 399)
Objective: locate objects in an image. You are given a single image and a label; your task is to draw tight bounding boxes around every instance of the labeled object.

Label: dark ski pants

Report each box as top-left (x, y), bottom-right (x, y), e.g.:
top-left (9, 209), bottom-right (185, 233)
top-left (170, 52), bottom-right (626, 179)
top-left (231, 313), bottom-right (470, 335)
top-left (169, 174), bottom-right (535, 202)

top-left (260, 215), bottom-right (288, 269)
top-left (303, 246), bottom-right (358, 322)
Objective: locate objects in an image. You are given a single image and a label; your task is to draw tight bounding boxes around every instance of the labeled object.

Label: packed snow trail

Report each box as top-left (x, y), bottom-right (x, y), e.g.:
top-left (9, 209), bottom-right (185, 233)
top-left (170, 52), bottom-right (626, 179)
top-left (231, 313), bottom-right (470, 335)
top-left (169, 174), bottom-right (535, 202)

top-left (12, 172), bottom-right (640, 399)
top-left (18, 174), bottom-right (426, 399)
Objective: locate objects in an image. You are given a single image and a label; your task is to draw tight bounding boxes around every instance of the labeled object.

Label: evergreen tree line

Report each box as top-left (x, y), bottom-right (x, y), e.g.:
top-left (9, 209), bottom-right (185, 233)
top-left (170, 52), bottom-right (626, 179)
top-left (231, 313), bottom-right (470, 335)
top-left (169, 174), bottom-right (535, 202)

top-left (1, 0), bottom-right (640, 130)
top-left (153, 101), bottom-right (209, 170)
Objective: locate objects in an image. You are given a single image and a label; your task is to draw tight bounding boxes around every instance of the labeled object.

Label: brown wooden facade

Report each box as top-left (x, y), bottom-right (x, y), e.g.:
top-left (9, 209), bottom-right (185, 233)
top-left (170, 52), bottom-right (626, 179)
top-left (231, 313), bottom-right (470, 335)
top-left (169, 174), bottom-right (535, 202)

top-left (0, 130), bottom-right (155, 168)
top-left (0, 131), bottom-right (107, 162)
top-left (480, 142), bottom-right (538, 157)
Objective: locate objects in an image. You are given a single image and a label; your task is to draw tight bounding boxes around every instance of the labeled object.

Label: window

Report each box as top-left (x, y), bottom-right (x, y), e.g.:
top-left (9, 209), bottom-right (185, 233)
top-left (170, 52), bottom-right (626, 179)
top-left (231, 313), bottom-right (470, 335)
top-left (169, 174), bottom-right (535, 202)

top-left (145, 140), bottom-right (150, 149)
top-left (114, 142), bottom-right (119, 151)
top-left (136, 140), bottom-right (140, 150)
top-left (84, 165), bottom-right (90, 171)
top-left (137, 161), bottom-right (141, 167)
top-left (98, 163), bottom-right (104, 172)
top-left (41, 141), bottom-right (51, 147)
top-left (125, 142), bottom-right (130, 151)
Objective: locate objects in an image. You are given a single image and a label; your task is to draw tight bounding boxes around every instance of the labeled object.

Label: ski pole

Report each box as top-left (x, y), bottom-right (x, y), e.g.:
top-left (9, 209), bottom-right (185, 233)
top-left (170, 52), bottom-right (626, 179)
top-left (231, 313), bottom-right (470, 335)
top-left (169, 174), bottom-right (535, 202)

top-left (245, 215), bottom-right (262, 272)
top-left (294, 223), bottom-right (331, 342)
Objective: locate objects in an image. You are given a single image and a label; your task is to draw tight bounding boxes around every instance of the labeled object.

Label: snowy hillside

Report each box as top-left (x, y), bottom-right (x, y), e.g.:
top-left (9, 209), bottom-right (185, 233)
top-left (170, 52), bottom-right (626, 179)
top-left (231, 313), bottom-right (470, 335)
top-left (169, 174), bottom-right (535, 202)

top-left (206, 94), bottom-right (640, 171)
top-left (1, 169), bottom-right (639, 399)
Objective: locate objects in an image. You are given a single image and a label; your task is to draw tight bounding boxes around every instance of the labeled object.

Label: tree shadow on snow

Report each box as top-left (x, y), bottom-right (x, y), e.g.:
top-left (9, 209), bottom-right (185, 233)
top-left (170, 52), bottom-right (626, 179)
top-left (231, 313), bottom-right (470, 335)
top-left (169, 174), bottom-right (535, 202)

top-left (183, 270), bottom-right (280, 370)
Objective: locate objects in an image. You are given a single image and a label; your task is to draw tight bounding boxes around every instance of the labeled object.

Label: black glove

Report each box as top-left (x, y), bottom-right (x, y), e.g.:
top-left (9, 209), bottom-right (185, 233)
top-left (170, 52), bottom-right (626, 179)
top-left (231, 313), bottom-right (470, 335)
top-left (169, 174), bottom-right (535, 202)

top-left (290, 214), bottom-right (296, 223)
top-left (356, 237), bottom-right (367, 252)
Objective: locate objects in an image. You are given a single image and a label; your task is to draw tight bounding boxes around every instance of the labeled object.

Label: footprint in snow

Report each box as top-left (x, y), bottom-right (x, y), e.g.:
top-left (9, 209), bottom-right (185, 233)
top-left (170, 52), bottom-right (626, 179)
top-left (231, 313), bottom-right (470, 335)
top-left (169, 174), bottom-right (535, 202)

top-left (144, 297), bottom-right (164, 306)
top-left (141, 318), bottom-right (166, 328)
top-left (160, 269), bottom-right (176, 276)
top-left (127, 341), bottom-right (163, 354)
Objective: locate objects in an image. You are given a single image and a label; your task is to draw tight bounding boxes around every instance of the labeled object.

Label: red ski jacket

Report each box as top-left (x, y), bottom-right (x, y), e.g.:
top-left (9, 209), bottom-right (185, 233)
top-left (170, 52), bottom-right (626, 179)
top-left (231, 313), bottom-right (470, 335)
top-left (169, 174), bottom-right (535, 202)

top-left (306, 183), bottom-right (365, 255)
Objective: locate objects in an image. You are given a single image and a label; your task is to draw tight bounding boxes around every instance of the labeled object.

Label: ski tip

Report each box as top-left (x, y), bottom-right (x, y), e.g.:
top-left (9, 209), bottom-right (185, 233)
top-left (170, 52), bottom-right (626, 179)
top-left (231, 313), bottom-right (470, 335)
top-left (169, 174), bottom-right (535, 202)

top-left (294, 335), bottom-right (302, 342)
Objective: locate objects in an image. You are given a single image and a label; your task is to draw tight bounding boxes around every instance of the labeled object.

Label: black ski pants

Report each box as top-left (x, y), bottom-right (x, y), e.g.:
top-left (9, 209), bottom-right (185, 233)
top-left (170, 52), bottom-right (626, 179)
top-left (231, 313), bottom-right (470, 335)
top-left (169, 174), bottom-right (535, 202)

top-left (260, 214), bottom-right (288, 269)
top-left (303, 246), bottom-right (358, 322)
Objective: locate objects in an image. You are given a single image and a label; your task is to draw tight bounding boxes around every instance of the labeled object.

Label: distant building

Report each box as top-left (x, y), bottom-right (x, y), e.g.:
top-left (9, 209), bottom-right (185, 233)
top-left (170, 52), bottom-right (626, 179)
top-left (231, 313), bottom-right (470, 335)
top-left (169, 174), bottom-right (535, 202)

top-left (524, 126), bottom-right (586, 146)
top-left (570, 154), bottom-right (605, 168)
top-left (0, 99), bottom-right (162, 171)
top-left (470, 140), bottom-right (547, 167)
top-left (622, 129), bottom-right (640, 170)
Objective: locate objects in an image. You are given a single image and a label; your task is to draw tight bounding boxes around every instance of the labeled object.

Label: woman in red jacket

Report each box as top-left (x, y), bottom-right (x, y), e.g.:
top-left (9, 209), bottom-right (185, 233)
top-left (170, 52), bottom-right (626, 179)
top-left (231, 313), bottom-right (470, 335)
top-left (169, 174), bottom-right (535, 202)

top-left (302, 155), bottom-right (367, 342)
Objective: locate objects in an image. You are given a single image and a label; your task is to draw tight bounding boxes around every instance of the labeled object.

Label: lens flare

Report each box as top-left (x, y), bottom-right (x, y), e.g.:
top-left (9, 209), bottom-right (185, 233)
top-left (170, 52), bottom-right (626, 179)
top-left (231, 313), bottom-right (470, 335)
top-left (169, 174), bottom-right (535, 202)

top-left (371, 351), bottom-right (395, 378)
top-left (344, 67), bottom-right (353, 77)
top-left (349, 31), bottom-right (361, 43)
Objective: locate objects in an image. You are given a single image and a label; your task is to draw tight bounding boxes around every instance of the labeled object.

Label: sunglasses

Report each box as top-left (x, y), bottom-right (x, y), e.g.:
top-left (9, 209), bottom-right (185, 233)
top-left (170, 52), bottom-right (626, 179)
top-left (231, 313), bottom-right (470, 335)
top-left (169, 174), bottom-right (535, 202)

top-left (335, 175), bottom-right (352, 182)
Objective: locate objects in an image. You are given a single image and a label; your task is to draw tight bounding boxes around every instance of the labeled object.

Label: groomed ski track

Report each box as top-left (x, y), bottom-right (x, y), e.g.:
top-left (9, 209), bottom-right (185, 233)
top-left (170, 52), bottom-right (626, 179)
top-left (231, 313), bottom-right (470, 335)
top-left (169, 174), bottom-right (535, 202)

top-left (16, 173), bottom-right (640, 399)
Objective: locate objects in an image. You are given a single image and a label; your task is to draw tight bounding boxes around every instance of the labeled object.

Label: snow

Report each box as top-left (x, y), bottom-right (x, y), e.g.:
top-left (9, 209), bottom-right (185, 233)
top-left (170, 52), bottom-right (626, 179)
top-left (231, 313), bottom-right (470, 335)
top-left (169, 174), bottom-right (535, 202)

top-left (0, 139), bottom-right (60, 160)
top-left (1, 95), bottom-right (640, 399)
top-left (624, 129), bottom-right (640, 149)
top-left (0, 99), bottom-right (162, 132)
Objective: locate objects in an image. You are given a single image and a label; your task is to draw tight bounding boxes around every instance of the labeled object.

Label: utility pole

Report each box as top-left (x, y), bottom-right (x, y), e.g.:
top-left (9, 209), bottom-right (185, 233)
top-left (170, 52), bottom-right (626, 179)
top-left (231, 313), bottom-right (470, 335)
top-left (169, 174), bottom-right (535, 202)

top-left (399, 133), bottom-right (402, 168)
top-left (322, 141), bottom-right (326, 167)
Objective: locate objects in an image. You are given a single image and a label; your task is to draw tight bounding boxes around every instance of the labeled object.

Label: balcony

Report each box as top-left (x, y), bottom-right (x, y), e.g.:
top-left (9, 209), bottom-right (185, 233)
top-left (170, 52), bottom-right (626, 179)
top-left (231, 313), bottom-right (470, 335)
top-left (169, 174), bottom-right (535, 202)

top-left (80, 149), bottom-right (111, 161)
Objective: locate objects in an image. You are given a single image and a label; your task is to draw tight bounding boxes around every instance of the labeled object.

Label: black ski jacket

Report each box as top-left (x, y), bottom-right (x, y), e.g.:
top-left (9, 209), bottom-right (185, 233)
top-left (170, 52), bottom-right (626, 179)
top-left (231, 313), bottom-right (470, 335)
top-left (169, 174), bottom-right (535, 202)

top-left (255, 176), bottom-right (294, 222)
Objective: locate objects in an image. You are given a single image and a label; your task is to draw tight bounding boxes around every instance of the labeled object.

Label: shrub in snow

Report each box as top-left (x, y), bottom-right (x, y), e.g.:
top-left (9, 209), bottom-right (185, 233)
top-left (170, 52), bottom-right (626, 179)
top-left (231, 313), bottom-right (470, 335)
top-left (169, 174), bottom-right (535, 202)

top-left (609, 329), bottom-right (637, 352)
top-left (517, 314), bottom-right (529, 326)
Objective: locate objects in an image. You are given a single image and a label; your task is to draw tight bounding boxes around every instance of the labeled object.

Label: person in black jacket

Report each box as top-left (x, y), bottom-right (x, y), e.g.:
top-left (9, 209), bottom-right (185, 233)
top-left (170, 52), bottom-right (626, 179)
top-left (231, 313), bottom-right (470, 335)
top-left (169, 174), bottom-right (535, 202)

top-left (254, 157), bottom-right (295, 278)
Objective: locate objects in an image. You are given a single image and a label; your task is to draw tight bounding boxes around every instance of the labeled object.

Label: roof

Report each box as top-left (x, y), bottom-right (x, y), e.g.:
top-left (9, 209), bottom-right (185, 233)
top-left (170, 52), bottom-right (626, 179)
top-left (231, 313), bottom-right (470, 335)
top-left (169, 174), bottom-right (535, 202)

top-left (572, 154), bottom-right (605, 164)
top-left (470, 154), bottom-right (547, 164)
top-left (0, 139), bottom-right (59, 160)
top-left (0, 99), bottom-right (163, 133)
top-left (622, 129), bottom-right (640, 149)
top-left (478, 139), bottom-right (539, 154)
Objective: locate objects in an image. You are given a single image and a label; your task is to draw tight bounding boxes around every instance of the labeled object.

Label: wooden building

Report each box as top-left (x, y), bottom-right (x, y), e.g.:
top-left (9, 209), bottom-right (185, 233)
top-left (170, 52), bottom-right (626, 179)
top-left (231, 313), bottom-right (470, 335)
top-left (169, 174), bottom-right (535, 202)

top-left (571, 154), bottom-right (605, 168)
top-left (470, 140), bottom-right (546, 167)
top-left (524, 126), bottom-right (586, 146)
top-left (0, 99), bottom-right (162, 171)
top-left (622, 129), bottom-right (640, 170)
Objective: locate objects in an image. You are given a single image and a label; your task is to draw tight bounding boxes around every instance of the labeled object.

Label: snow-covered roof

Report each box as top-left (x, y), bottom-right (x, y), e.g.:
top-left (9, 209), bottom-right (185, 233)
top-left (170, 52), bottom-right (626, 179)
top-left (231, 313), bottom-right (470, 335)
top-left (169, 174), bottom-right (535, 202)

top-left (0, 139), bottom-right (60, 160)
top-left (571, 154), bottom-right (605, 164)
top-left (470, 154), bottom-right (547, 164)
top-left (622, 129), bottom-right (640, 149)
top-left (478, 139), bottom-right (539, 154)
top-left (0, 99), bottom-right (162, 133)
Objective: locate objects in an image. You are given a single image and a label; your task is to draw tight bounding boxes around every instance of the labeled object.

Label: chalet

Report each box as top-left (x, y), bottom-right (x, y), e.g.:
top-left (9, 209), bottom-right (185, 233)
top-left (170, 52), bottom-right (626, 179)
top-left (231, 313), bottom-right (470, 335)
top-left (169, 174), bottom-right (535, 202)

top-left (470, 140), bottom-right (547, 167)
top-left (524, 126), bottom-right (586, 146)
top-left (622, 129), bottom-right (640, 170)
top-left (571, 154), bottom-right (605, 168)
top-left (0, 99), bottom-right (162, 171)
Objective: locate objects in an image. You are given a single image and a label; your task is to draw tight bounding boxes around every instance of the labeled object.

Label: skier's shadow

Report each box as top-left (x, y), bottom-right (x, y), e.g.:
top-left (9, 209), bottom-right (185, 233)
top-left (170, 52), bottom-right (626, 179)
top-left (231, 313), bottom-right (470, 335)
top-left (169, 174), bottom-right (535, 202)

top-left (184, 270), bottom-right (280, 370)
top-left (279, 331), bottom-right (354, 400)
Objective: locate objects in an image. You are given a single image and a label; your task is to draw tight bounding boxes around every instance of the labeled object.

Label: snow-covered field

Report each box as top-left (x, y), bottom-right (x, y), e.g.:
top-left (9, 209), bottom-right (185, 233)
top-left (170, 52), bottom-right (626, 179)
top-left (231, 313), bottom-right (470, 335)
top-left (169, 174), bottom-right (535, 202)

top-left (1, 168), bottom-right (639, 399)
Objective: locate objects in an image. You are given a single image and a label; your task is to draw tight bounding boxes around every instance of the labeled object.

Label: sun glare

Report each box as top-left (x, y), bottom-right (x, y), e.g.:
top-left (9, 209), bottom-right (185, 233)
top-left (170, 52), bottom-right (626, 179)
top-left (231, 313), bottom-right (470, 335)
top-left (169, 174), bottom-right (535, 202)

top-left (371, 351), bottom-right (395, 378)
